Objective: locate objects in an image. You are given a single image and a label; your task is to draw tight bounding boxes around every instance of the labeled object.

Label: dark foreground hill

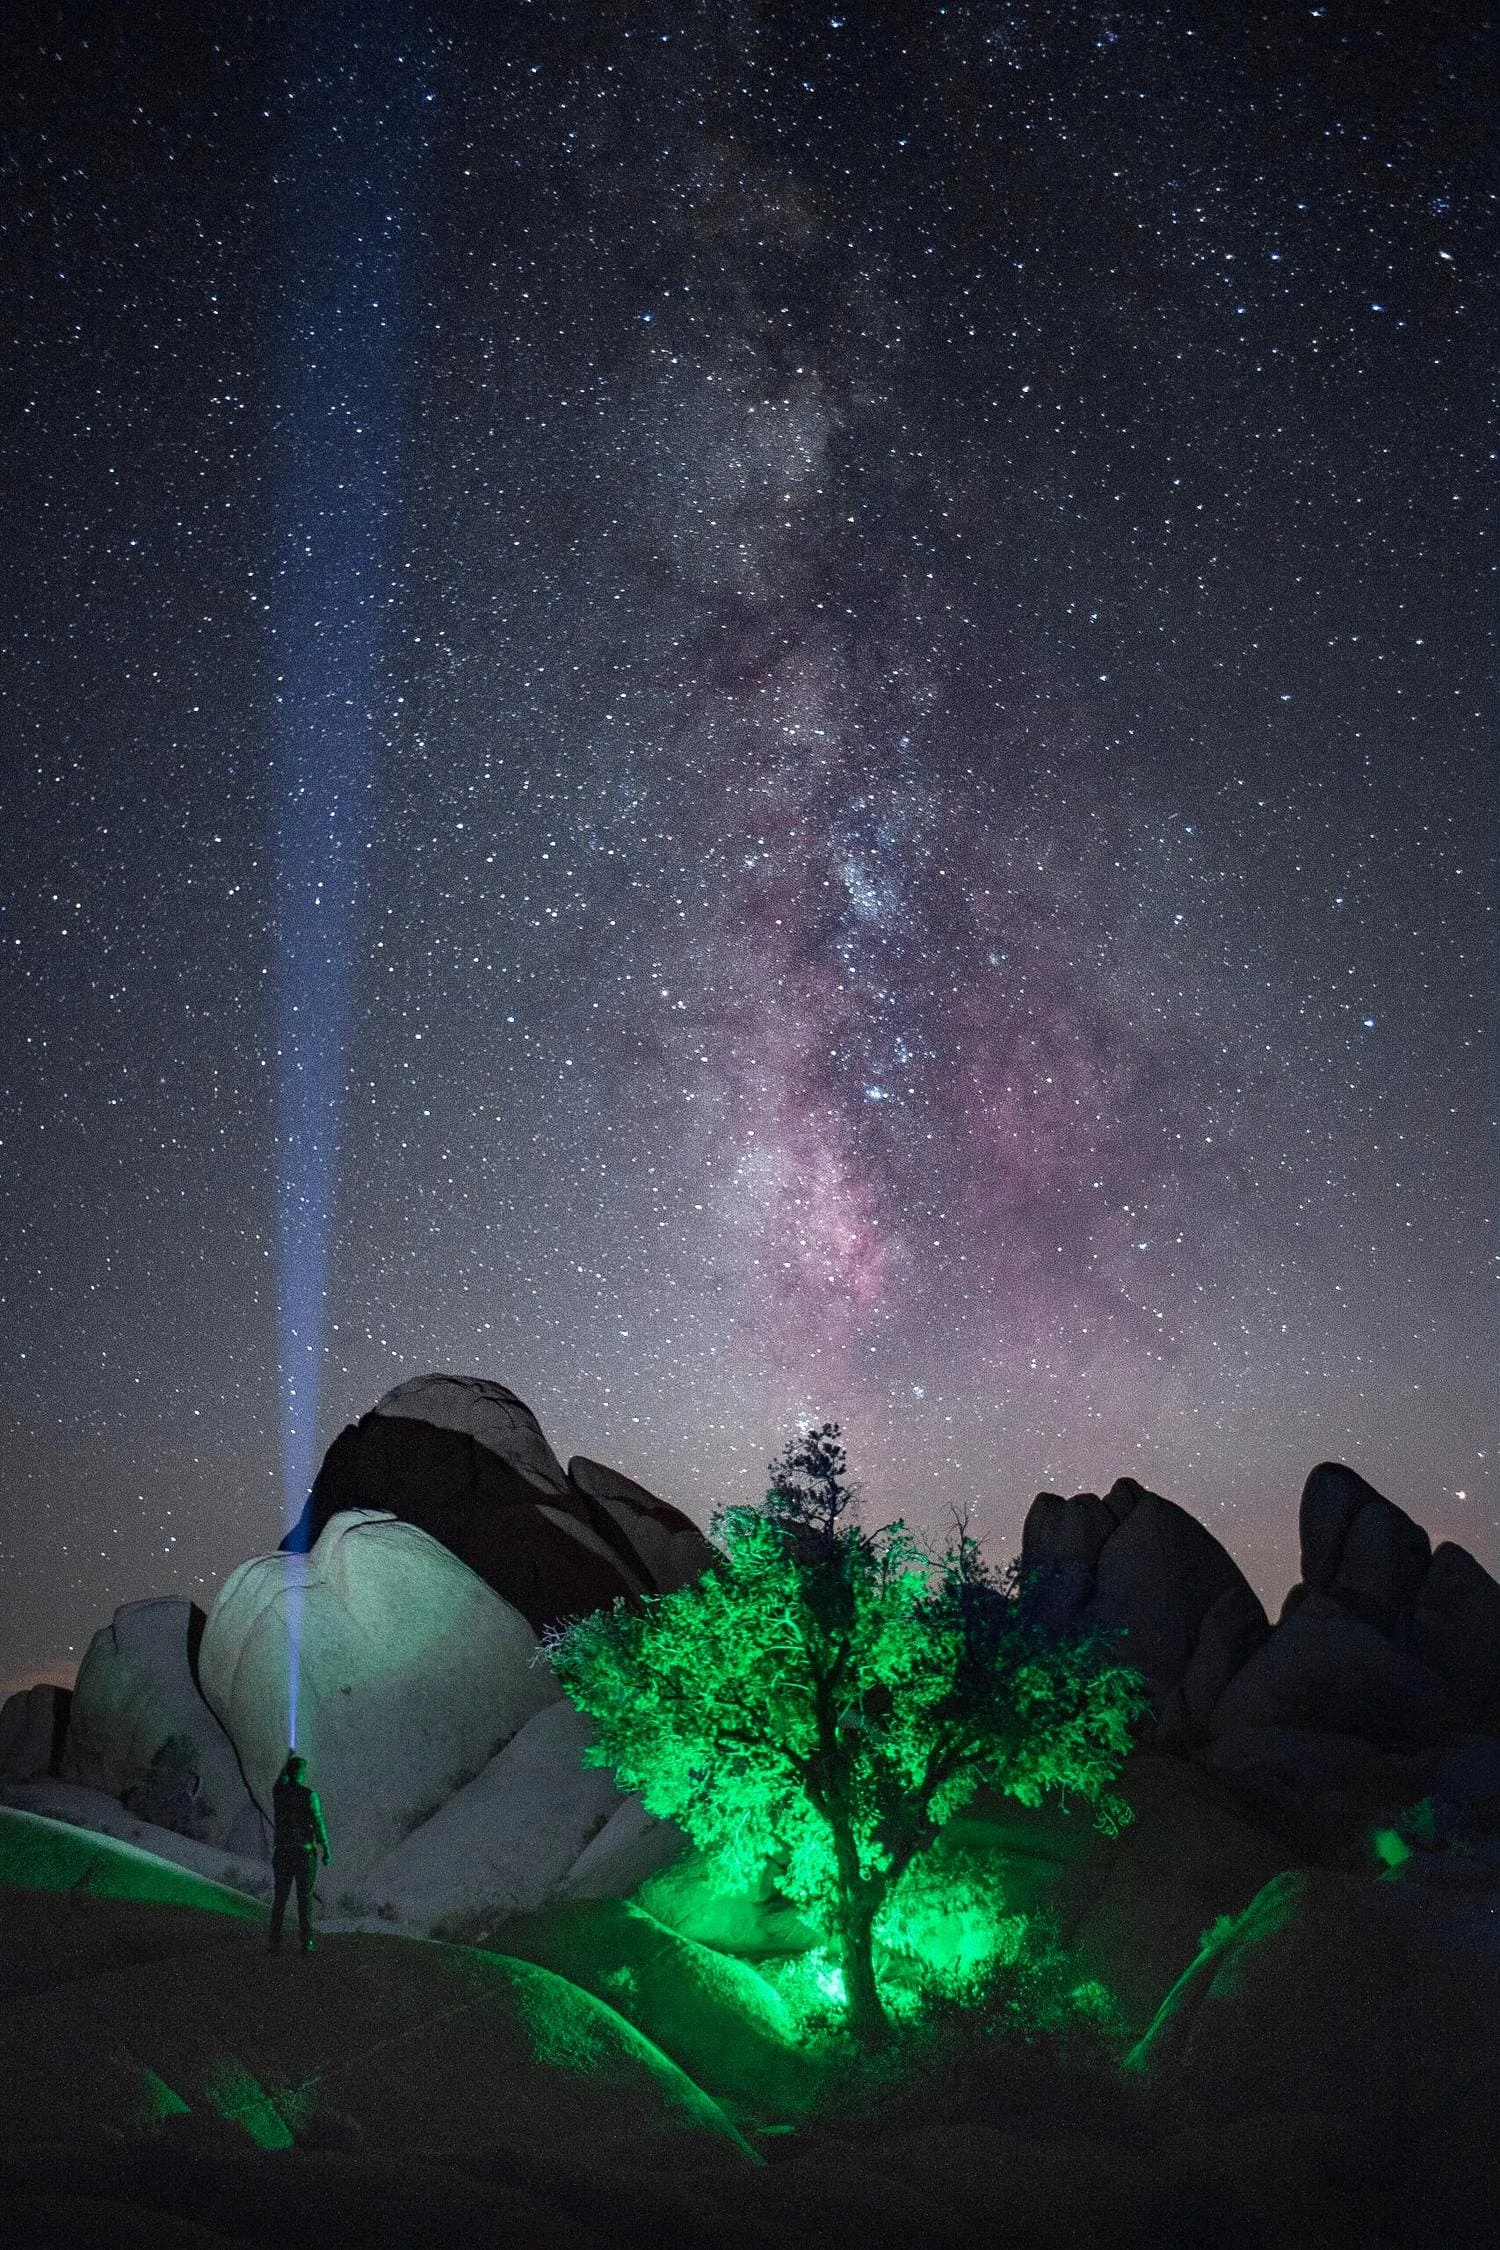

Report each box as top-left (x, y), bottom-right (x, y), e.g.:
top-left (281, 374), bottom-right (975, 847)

top-left (3, 1805), bottom-right (1497, 2250)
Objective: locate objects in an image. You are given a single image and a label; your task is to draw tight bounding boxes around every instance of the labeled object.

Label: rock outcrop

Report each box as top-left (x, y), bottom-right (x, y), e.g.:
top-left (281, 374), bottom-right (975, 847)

top-left (58, 1599), bottom-right (256, 1848)
top-left (198, 1509), bottom-right (561, 1883)
top-left (0, 1783), bottom-right (274, 1900)
top-left (0, 1684), bottom-right (69, 1784)
top-left (1209, 1591), bottom-right (1458, 1751)
top-left (1206, 1465), bottom-right (1500, 1756)
top-left (358, 1700), bottom-right (627, 1932)
top-left (0, 1887), bottom-right (753, 2165)
top-left (285, 1374), bottom-right (714, 1633)
top-left (1409, 1540), bottom-right (1500, 1727)
top-left (1021, 1476), bottom-right (1269, 1735)
top-left (1293, 1460), bottom-right (1432, 1634)
top-left (1129, 1864), bottom-right (1500, 2135)
top-left (1059, 1752), bottom-right (1290, 2033)
top-left (567, 1454), bottom-right (715, 1595)
top-left (561, 1793), bottom-right (687, 1903)
top-left (484, 1896), bottom-right (820, 2118)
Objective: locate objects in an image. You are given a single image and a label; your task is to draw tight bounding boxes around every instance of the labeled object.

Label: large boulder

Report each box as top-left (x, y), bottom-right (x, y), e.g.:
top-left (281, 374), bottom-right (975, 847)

top-left (1057, 1752), bottom-right (1290, 2034)
top-left (197, 1510), bottom-right (560, 1883)
top-left (357, 1701), bottom-right (626, 1933)
top-left (370, 1371), bottom-right (570, 1493)
top-left (560, 1791), bottom-right (687, 1902)
top-left (0, 1683), bottom-right (69, 1783)
top-left (1209, 1590), bottom-right (1458, 1751)
top-left (1129, 1864), bottom-right (1500, 2137)
top-left (483, 1896), bottom-right (822, 2120)
top-left (58, 1599), bottom-right (256, 1848)
top-left (285, 1373), bottom-right (713, 1633)
top-left (1410, 1540), bottom-right (1500, 1726)
top-left (1295, 1461), bottom-right (1432, 1634)
top-left (568, 1454), bottom-right (716, 1595)
top-left (1021, 1477), bottom-right (1268, 1735)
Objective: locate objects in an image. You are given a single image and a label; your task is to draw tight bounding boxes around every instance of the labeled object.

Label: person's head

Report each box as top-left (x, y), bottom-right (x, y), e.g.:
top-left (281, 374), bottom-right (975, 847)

top-left (282, 1750), bottom-right (307, 1782)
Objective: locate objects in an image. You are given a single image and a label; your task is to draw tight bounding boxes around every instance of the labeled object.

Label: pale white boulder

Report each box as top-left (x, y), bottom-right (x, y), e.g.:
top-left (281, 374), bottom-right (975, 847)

top-left (374, 1372), bottom-right (569, 1495)
top-left (561, 1791), bottom-right (687, 1902)
top-left (58, 1598), bottom-right (255, 1847)
top-left (359, 1700), bottom-right (625, 1932)
top-left (197, 1509), bottom-right (561, 1883)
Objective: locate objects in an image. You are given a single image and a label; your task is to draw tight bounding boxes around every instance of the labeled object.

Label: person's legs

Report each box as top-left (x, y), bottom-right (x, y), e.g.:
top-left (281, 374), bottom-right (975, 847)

top-left (294, 1849), bottom-right (315, 1950)
top-left (269, 1855), bottom-right (293, 1947)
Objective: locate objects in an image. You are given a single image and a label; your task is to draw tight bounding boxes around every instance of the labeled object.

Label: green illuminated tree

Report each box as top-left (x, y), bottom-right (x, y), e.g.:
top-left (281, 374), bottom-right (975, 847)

top-left (550, 1426), bottom-right (1144, 2047)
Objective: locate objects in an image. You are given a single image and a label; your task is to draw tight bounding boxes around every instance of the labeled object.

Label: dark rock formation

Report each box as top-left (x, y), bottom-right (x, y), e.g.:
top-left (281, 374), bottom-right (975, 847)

top-left (568, 1454), bottom-right (713, 1595)
top-left (1021, 1476), bottom-right (1269, 1736)
top-left (1129, 1864), bottom-right (1500, 2139)
top-left (285, 1375), bottom-right (714, 1634)
top-left (1212, 1464), bottom-right (1500, 1755)
top-left (1425, 1733), bottom-right (1500, 1849)
top-left (1058, 1752), bottom-right (1289, 2033)
top-left (1209, 1592), bottom-right (1458, 1752)
top-left (1410, 1540), bottom-right (1500, 1726)
top-left (0, 1684), bottom-right (70, 1784)
top-left (1294, 1460), bottom-right (1433, 1634)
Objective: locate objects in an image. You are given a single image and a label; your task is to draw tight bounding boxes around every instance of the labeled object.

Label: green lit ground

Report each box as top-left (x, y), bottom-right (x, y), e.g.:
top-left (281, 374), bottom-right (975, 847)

top-left (0, 1803), bottom-right (264, 1917)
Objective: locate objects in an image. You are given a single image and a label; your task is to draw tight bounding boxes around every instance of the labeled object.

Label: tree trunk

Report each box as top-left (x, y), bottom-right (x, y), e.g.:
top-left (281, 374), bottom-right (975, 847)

top-left (814, 1659), bottom-right (889, 2047)
top-left (829, 1812), bottom-right (888, 2048)
top-left (837, 1895), bottom-right (887, 2049)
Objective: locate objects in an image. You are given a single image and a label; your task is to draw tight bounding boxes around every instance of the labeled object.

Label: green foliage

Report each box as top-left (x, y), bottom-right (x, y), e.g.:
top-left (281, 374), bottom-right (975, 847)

top-left (873, 1841), bottom-right (1032, 2007)
top-left (551, 1426), bottom-right (1145, 2042)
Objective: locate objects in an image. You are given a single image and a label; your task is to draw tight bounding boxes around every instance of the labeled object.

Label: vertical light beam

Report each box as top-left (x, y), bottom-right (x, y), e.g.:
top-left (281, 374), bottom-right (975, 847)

top-left (269, 5), bottom-right (425, 1741)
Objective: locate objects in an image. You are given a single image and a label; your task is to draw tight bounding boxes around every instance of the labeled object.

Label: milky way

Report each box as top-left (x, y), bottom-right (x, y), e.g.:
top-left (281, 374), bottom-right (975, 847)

top-left (1, 0), bottom-right (1492, 1685)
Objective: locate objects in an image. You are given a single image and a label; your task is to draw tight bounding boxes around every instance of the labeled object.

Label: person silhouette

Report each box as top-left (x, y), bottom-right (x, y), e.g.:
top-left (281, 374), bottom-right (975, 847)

top-left (268, 1750), bottom-right (330, 1954)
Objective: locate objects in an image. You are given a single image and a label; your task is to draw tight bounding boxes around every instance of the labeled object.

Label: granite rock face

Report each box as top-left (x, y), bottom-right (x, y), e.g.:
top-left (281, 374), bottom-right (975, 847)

top-left (285, 1374), bottom-right (713, 1634)
top-left (1021, 1476), bottom-right (1269, 1734)
top-left (197, 1509), bottom-right (560, 1883)
top-left (358, 1700), bottom-right (628, 1932)
top-left (1209, 1591), bottom-right (1458, 1751)
top-left (1130, 1865), bottom-right (1500, 2135)
top-left (567, 1454), bottom-right (716, 1596)
top-left (0, 1684), bottom-right (69, 1784)
top-left (58, 1599), bottom-right (255, 1847)
top-left (1410, 1540), bottom-right (1500, 1727)
top-left (1295, 1460), bottom-right (1433, 1634)
top-left (560, 1792), bottom-right (686, 1903)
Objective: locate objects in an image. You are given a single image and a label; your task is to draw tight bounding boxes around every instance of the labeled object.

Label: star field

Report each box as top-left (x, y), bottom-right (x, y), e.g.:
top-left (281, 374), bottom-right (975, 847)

top-left (1, 0), bottom-right (1492, 1687)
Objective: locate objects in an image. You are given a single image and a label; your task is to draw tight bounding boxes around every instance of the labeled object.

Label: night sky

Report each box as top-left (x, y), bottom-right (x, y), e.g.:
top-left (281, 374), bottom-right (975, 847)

top-left (2, 0), bottom-right (1492, 1691)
